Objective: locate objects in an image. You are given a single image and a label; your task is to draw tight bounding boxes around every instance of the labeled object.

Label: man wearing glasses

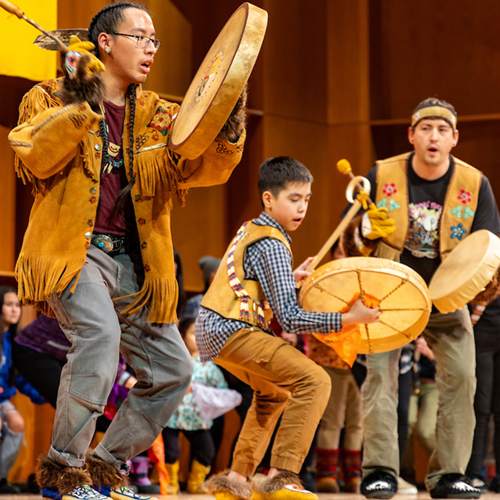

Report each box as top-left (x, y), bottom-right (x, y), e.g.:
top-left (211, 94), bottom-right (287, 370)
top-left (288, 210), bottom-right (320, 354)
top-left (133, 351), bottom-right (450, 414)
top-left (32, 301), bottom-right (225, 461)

top-left (9, 3), bottom-right (246, 500)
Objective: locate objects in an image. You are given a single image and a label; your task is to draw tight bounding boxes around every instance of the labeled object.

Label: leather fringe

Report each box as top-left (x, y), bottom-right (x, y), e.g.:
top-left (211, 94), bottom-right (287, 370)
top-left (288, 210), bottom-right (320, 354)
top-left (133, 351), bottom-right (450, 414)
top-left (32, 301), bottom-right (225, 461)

top-left (15, 254), bottom-right (84, 313)
top-left (119, 276), bottom-right (179, 324)
top-left (135, 147), bottom-right (189, 207)
top-left (15, 85), bottom-right (60, 194)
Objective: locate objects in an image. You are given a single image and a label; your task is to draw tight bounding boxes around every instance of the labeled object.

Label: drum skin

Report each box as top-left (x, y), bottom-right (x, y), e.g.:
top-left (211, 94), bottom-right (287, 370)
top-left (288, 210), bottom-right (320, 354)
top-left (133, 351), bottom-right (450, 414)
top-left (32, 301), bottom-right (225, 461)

top-left (168, 3), bottom-right (268, 159)
top-left (429, 230), bottom-right (500, 314)
top-left (299, 257), bottom-right (431, 354)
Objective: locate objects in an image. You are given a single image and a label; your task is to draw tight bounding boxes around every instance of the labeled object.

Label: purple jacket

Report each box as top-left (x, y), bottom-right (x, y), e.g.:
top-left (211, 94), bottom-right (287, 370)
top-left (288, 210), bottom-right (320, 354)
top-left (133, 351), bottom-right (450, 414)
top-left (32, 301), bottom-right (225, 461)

top-left (15, 315), bottom-right (130, 384)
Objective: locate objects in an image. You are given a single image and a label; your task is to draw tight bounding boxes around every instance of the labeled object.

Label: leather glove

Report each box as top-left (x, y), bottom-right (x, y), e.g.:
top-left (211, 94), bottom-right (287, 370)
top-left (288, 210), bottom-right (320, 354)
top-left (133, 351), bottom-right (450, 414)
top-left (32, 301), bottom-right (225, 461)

top-left (361, 203), bottom-right (396, 240)
top-left (64, 36), bottom-right (105, 78)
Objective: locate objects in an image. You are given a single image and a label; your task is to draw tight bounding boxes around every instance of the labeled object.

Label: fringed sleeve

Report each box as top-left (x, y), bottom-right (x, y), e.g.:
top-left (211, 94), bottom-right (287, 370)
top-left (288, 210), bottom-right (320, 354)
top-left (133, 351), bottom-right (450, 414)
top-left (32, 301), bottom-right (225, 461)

top-left (9, 87), bottom-right (101, 181)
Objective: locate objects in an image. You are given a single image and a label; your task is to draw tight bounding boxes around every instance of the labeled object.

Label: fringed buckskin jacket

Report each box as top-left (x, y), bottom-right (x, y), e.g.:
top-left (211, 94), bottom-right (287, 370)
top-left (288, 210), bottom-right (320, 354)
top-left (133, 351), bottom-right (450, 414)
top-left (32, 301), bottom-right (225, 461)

top-left (8, 79), bottom-right (245, 324)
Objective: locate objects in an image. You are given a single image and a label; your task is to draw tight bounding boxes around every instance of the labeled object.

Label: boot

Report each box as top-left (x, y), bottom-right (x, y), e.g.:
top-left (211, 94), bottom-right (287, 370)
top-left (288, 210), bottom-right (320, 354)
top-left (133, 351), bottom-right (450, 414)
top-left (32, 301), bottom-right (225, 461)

top-left (342, 449), bottom-right (362, 493)
top-left (165, 461), bottom-right (180, 495)
top-left (251, 472), bottom-right (318, 500)
top-left (86, 454), bottom-right (157, 500)
top-left (187, 459), bottom-right (211, 494)
top-left (36, 454), bottom-right (107, 500)
top-left (129, 456), bottom-right (159, 494)
top-left (315, 448), bottom-right (339, 493)
top-left (207, 471), bottom-right (253, 500)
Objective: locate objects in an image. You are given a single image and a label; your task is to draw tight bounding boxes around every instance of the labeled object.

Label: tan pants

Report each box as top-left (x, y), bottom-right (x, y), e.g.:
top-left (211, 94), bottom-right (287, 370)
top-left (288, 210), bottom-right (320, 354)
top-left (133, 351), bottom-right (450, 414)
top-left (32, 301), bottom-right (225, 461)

top-left (215, 327), bottom-right (331, 475)
top-left (318, 366), bottom-right (363, 451)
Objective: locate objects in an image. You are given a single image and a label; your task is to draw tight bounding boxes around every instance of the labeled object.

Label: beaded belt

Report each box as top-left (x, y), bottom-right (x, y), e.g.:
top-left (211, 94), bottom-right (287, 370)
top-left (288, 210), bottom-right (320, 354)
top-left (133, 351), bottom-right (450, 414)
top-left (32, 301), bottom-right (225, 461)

top-left (91, 233), bottom-right (127, 254)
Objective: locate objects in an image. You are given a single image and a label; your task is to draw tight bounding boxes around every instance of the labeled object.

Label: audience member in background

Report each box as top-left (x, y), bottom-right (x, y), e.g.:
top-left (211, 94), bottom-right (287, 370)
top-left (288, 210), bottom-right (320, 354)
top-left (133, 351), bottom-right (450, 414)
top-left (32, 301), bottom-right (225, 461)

top-left (466, 296), bottom-right (500, 492)
top-left (0, 286), bottom-right (45, 494)
top-left (183, 256), bottom-right (221, 322)
top-left (163, 316), bottom-right (231, 495)
top-left (305, 239), bottom-right (363, 494)
top-left (174, 248), bottom-right (187, 322)
top-left (397, 345), bottom-right (418, 494)
top-left (401, 336), bottom-right (437, 488)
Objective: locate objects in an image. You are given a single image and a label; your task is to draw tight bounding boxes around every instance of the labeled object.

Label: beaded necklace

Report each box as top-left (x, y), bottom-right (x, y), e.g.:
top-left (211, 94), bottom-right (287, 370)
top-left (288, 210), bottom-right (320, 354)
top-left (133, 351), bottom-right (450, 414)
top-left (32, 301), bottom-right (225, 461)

top-left (98, 106), bottom-right (124, 178)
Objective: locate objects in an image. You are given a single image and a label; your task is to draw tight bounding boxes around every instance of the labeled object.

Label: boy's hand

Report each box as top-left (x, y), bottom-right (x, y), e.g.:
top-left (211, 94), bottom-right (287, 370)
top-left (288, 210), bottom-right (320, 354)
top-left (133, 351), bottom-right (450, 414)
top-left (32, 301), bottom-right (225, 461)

top-left (282, 332), bottom-right (298, 346)
top-left (362, 203), bottom-right (396, 240)
top-left (293, 256), bottom-right (315, 284)
top-left (342, 298), bottom-right (381, 326)
top-left (415, 336), bottom-right (434, 360)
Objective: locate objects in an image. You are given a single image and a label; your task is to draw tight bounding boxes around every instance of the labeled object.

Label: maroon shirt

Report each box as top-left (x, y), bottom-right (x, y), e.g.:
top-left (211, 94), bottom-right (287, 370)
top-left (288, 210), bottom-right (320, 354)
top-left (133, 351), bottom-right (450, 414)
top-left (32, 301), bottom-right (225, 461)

top-left (94, 100), bottom-right (134, 236)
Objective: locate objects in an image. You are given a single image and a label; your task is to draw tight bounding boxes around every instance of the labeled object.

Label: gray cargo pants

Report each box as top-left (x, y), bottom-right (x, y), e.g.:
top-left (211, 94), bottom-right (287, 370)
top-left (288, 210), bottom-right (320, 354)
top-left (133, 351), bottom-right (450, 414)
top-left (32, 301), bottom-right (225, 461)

top-left (47, 245), bottom-right (193, 469)
top-left (361, 307), bottom-right (476, 490)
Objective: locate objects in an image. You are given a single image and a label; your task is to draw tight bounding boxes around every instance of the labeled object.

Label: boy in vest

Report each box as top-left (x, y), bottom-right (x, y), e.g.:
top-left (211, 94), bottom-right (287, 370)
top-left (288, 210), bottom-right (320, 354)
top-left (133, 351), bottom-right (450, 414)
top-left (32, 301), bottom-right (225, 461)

top-left (343, 98), bottom-right (500, 499)
top-left (196, 156), bottom-right (381, 500)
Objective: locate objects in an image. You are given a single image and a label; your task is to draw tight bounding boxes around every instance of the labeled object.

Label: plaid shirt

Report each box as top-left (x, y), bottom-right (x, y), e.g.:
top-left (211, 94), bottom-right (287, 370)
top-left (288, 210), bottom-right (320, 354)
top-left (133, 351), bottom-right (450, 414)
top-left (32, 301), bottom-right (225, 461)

top-left (196, 212), bottom-right (343, 361)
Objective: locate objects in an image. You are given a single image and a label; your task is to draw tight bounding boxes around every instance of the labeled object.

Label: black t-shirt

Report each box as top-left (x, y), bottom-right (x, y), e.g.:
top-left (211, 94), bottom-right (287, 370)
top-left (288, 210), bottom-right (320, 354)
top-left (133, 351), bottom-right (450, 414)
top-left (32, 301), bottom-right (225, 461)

top-left (363, 153), bottom-right (500, 284)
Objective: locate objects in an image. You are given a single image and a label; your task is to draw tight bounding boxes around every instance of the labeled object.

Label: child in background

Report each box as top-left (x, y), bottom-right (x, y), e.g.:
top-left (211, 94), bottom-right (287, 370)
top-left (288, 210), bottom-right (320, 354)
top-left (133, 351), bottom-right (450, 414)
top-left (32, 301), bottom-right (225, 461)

top-left (0, 286), bottom-right (45, 493)
top-left (163, 315), bottom-right (230, 495)
top-left (306, 239), bottom-right (363, 494)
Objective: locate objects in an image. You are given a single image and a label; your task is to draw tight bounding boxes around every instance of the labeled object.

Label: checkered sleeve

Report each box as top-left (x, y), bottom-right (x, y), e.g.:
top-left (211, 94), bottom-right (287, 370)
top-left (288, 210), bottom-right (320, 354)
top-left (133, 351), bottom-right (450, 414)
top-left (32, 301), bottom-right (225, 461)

top-left (246, 239), bottom-right (343, 334)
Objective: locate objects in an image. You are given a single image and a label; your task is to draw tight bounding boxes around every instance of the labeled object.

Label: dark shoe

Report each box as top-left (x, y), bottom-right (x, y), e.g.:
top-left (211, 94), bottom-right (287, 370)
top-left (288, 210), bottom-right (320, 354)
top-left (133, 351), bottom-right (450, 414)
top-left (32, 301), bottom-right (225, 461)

top-left (0, 478), bottom-right (21, 494)
top-left (134, 484), bottom-right (159, 495)
top-left (430, 474), bottom-right (481, 499)
top-left (299, 468), bottom-right (317, 493)
top-left (490, 476), bottom-right (500, 493)
top-left (360, 471), bottom-right (398, 499)
top-left (469, 477), bottom-right (488, 493)
top-left (27, 473), bottom-right (41, 494)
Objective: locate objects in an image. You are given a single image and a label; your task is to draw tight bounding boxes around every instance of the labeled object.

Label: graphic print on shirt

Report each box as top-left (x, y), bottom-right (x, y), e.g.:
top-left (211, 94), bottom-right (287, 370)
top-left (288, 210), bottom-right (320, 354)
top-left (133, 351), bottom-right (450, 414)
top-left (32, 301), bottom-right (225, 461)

top-left (404, 201), bottom-right (442, 259)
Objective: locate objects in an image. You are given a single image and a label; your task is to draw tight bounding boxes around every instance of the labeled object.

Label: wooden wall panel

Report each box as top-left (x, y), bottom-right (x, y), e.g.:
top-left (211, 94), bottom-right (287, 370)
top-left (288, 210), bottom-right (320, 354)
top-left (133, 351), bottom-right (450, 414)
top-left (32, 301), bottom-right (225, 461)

top-left (262, 115), bottom-right (331, 265)
top-left (369, 1), bottom-right (500, 119)
top-left (144, 1), bottom-right (192, 97)
top-left (0, 125), bottom-right (16, 274)
top-left (262, 0), bottom-right (328, 123)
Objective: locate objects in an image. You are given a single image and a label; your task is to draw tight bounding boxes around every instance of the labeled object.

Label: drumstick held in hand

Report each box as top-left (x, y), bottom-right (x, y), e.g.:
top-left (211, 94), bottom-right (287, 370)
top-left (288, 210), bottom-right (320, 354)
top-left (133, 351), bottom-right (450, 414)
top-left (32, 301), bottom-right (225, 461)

top-left (0, 0), bottom-right (68, 52)
top-left (304, 159), bottom-right (370, 273)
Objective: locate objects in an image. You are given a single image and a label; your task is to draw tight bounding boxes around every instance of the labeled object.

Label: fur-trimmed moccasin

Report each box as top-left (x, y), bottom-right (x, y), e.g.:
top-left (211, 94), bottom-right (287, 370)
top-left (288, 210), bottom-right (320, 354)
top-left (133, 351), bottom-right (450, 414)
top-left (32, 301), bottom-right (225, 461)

top-left (85, 455), bottom-right (128, 490)
top-left (206, 471), bottom-right (253, 500)
top-left (85, 455), bottom-right (155, 500)
top-left (251, 471), bottom-right (318, 500)
top-left (36, 454), bottom-right (109, 500)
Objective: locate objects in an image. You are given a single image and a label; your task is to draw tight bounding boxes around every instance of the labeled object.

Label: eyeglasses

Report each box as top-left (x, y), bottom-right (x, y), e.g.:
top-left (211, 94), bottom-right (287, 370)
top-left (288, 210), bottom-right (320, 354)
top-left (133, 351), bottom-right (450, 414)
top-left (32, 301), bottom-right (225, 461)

top-left (111, 32), bottom-right (162, 50)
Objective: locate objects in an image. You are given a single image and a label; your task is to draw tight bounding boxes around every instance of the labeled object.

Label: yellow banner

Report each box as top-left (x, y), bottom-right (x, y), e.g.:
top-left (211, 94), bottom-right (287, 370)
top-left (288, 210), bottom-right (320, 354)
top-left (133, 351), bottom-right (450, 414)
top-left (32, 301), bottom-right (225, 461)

top-left (0, 0), bottom-right (57, 81)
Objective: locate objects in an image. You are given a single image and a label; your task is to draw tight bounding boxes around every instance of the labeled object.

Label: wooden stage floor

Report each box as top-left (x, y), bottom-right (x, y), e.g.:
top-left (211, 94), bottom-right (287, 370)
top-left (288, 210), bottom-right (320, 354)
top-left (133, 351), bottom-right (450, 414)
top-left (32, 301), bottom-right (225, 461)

top-left (7, 494), bottom-right (500, 500)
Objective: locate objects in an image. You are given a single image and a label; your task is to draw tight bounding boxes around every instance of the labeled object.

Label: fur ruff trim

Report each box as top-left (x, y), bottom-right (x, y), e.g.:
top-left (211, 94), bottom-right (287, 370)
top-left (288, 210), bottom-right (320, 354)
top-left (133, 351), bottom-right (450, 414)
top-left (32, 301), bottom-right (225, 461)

top-left (218, 84), bottom-right (247, 143)
top-left (473, 267), bottom-right (500, 304)
top-left (60, 53), bottom-right (105, 108)
top-left (85, 454), bottom-right (128, 488)
top-left (206, 471), bottom-right (253, 499)
top-left (343, 216), bottom-right (379, 257)
top-left (36, 454), bottom-right (92, 495)
top-left (252, 472), bottom-right (303, 494)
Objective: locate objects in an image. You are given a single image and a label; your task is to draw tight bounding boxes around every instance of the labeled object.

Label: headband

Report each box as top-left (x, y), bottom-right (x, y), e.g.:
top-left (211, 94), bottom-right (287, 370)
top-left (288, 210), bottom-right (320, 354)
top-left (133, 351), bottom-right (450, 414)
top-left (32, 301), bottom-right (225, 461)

top-left (411, 106), bottom-right (457, 129)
